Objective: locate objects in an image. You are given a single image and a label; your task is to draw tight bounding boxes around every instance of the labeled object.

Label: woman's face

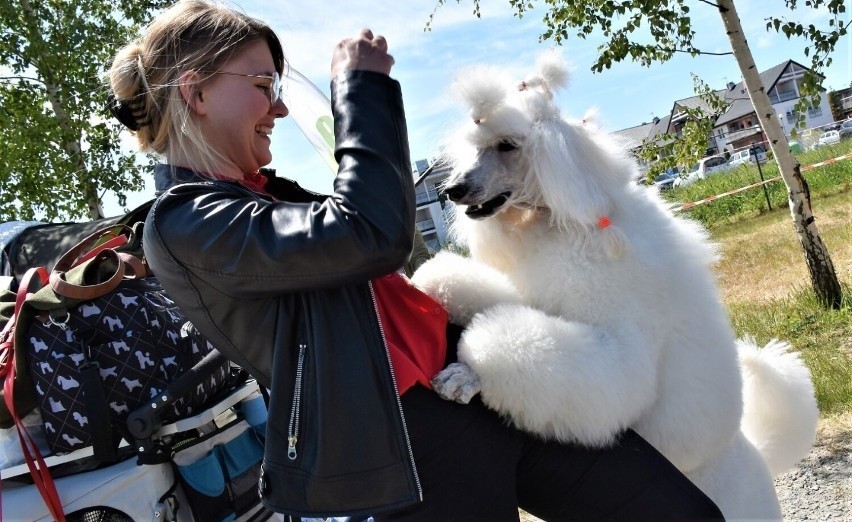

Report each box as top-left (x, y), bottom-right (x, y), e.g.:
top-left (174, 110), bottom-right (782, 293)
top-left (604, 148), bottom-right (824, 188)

top-left (197, 39), bottom-right (288, 178)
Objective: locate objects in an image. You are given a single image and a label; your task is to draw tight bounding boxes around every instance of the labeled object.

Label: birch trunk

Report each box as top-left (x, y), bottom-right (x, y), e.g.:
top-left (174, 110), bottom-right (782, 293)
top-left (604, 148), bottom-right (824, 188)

top-left (717, 0), bottom-right (841, 309)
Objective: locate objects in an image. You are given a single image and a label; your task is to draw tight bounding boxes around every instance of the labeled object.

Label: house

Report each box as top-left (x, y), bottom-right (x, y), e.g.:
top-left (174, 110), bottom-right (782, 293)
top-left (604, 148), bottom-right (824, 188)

top-left (615, 60), bottom-right (836, 162)
top-left (716, 60), bottom-right (833, 150)
top-left (829, 86), bottom-right (852, 121)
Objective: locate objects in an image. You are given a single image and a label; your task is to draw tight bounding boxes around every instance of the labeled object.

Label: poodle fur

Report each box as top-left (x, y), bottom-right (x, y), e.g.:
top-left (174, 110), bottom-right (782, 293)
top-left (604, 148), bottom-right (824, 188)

top-left (412, 52), bottom-right (819, 520)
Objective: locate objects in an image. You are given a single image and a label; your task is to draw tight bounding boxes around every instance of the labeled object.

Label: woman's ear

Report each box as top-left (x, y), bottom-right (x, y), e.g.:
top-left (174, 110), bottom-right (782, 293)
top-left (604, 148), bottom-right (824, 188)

top-left (178, 70), bottom-right (207, 116)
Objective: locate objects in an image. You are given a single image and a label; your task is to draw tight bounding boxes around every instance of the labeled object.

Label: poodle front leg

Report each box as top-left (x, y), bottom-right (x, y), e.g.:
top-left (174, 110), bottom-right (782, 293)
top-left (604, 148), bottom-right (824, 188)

top-left (411, 251), bottom-right (521, 325)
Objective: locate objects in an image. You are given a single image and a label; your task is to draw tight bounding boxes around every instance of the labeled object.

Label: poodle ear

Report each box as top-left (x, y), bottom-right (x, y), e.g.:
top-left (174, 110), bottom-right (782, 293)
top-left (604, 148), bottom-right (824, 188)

top-left (529, 120), bottom-right (609, 227)
top-left (528, 119), bottom-right (628, 258)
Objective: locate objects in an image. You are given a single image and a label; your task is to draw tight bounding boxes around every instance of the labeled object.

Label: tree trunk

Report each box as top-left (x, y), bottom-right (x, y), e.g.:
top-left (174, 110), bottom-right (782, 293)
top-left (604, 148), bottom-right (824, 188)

top-left (20, 0), bottom-right (104, 220)
top-left (717, 0), bottom-right (842, 309)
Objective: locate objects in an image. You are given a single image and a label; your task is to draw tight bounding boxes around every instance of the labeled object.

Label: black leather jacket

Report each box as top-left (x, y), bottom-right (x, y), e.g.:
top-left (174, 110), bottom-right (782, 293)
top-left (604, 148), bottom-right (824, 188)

top-left (142, 71), bottom-right (419, 518)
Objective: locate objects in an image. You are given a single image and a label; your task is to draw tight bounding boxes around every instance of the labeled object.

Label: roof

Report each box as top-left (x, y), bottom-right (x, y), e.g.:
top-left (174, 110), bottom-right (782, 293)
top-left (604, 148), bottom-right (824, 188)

top-left (714, 61), bottom-right (792, 126)
top-left (611, 111), bottom-right (677, 150)
top-left (612, 121), bottom-right (657, 150)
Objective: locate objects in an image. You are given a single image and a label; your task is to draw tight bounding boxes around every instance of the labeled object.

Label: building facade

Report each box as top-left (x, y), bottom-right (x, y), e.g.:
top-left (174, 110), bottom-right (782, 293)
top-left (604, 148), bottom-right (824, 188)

top-left (412, 159), bottom-right (452, 252)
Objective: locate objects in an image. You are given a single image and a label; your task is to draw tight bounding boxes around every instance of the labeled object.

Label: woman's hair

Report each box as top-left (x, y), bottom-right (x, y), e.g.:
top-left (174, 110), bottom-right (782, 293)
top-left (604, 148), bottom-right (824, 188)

top-left (109, 0), bottom-right (285, 174)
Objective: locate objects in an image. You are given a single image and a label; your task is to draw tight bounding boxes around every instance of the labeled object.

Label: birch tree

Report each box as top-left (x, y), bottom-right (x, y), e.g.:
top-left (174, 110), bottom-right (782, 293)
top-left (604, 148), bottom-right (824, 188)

top-left (432, 0), bottom-right (846, 308)
top-left (0, 0), bottom-right (169, 221)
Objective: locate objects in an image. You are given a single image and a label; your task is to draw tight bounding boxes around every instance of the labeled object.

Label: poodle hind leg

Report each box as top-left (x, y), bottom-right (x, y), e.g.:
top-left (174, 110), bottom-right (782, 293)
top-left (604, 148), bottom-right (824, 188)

top-left (687, 432), bottom-right (782, 521)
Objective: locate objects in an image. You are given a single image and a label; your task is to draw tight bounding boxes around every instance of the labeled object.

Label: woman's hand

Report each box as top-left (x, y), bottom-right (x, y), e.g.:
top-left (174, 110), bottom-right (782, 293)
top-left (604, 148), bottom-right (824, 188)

top-left (331, 29), bottom-right (394, 77)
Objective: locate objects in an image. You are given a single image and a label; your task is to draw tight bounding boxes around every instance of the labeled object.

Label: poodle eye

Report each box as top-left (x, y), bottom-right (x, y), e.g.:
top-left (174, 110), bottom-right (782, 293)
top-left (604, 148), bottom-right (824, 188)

top-left (497, 140), bottom-right (518, 152)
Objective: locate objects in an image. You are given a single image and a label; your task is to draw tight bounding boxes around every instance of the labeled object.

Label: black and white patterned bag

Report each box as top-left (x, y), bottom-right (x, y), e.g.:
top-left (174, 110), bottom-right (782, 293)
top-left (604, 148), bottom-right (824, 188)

top-left (25, 276), bottom-right (230, 456)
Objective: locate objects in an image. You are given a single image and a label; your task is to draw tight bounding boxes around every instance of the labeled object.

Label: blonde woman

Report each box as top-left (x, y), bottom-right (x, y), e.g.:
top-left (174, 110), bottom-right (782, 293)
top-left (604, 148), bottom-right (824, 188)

top-left (110, 1), bottom-right (723, 520)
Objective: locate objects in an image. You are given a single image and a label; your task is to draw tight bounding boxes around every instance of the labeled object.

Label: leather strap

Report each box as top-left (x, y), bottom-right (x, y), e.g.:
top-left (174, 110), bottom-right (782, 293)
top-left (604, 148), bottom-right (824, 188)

top-left (48, 225), bottom-right (151, 300)
top-left (51, 225), bottom-right (130, 274)
top-left (50, 249), bottom-right (127, 300)
top-left (0, 267), bottom-right (67, 522)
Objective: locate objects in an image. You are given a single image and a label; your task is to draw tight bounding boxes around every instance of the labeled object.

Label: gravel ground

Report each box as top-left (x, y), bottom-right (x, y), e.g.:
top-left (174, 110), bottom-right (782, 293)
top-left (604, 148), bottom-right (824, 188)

top-left (774, 418), bottom-right (852, 521)
top-left (520, 416), bottom-right (852, 522)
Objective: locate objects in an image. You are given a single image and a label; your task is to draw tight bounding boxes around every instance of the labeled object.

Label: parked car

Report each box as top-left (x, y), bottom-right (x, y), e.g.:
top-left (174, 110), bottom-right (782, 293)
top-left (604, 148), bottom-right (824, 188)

top-left (726, 146), bottom-right (768, 167)
top-left (673, 155), bottom-right (735, 188)
top-left (652, 168), bottom-right (679, 191)
top-left (838, 120), bottom-right (852, 140)
top-left (816, 130), bottom-right (841, 147)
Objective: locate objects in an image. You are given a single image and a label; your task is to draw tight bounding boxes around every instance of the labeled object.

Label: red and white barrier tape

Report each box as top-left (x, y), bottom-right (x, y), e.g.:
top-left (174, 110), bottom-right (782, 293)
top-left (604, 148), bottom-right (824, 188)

top-left (800, 152), bottom-right (852, 172)
top-left (672, 152), bottom-right (852, 212)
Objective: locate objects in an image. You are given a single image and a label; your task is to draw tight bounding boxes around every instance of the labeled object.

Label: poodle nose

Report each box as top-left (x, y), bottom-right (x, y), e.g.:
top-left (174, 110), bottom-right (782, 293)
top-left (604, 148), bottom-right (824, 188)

top-left (443, 183), bottom-right (469, 202)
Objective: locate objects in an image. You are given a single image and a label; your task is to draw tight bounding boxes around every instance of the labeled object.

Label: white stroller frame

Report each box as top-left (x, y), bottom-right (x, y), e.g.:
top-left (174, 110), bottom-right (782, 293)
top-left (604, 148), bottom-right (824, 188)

top-left (1, 379), bottom-right (266, 521)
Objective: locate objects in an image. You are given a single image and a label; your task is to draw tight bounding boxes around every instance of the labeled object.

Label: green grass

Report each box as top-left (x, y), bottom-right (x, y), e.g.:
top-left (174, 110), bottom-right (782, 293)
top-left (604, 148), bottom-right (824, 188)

top-left (704, 188), bottom-right (852, 417)
top-left (666, 139), bottom-right (852, 228)
top-left (727, 285), bottom-right (852, 416)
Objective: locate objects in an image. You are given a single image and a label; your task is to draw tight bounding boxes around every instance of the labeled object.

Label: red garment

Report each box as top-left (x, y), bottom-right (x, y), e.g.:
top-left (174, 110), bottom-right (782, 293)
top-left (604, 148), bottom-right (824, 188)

top-left (237, 170), bottom-right (270, 193)
top-left (371, 272), bottom-right (448, 396)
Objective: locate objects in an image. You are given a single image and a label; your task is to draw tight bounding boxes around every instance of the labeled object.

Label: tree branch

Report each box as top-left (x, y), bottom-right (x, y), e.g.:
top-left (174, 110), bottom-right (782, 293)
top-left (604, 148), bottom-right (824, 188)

top-left (659, 47), bottom-right (733, 57)
top-left (0, 75), bottom-right (45, 85)
top-left (699, 0), bottom-right (726, 11)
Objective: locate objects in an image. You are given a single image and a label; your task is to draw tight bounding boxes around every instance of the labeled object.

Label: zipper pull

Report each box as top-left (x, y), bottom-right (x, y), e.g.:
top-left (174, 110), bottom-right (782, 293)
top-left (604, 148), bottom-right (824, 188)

top-left (287, 436), bottom-right (298, 460)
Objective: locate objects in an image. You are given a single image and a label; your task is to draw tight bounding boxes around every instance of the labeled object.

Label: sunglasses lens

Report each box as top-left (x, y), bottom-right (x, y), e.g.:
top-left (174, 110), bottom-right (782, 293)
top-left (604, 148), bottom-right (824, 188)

top-left (272, 72), bottom-right (282, 104)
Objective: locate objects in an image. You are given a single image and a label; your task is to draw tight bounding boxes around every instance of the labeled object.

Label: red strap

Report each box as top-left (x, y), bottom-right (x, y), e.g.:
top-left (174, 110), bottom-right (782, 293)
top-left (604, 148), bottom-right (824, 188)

top-left (52, 225), bottom-right (131, 274)
top-left (0, 267), bottom-right (66, 522)
top-left (74, 233), bottom-right (128, 266)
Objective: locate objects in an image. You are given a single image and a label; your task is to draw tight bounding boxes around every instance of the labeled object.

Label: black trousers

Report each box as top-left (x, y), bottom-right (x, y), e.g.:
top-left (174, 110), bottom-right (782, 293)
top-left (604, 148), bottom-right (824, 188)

top-left (374, 386), bottom-right (723, 522)
top-left (375, 325), bottom-right (723, 521)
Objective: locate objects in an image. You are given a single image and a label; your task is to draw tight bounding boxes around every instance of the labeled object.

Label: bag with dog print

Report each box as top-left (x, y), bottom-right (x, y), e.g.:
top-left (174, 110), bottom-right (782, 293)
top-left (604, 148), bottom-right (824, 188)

top-left (5, 225), bottom-right (231, 458)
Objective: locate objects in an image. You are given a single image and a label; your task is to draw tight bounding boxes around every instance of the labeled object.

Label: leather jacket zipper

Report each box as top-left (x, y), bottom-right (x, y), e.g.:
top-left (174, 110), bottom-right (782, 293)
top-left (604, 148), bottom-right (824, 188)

top-left (368, 281), bottom-right (423, 501)
top-left (287, 342), bottom-right (306, 460)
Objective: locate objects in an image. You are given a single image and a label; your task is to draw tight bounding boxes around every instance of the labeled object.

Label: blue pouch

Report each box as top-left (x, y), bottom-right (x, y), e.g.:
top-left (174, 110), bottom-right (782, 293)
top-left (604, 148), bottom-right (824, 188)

top-left (173, 419), bottom-right (269, 521)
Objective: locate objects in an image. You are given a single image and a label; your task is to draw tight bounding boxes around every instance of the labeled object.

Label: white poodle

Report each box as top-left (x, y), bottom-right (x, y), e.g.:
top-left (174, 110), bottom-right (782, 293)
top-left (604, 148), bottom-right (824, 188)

top-left (412, 52), bottom-right (819, 521)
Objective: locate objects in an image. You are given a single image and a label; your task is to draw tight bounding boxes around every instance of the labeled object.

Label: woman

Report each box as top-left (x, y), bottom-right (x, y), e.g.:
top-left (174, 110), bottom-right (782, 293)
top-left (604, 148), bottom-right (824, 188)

top-left (111, 1), bottom-right (723, 520)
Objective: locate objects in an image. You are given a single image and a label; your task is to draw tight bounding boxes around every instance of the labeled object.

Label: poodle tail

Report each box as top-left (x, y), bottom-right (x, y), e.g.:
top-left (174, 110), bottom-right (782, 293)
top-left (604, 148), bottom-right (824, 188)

top-left (738, 337), bottom-right (819, 476)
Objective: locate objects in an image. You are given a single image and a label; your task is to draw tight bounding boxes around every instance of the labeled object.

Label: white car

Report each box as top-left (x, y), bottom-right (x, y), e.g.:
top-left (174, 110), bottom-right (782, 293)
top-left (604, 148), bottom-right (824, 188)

top-left (816, 130), bottom-right (841, 147)
top-left (673, 155), bottom-right (735, 188)
top-left (726, 147), bottom-right (768, 167)
top-left (839, 120), bottom-right (852, 140)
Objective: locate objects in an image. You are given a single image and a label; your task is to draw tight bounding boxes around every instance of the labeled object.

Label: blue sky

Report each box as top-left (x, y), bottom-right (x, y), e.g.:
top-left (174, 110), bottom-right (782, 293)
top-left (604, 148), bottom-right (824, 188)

top-left (103, 0), bottom-right (851, 214)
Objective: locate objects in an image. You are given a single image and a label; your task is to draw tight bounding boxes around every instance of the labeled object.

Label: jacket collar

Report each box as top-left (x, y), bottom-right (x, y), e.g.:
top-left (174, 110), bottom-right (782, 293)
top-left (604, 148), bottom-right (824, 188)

top-left (154, 164), bottom-right (207, 195)
top-left (153, 163), bottom-right (327, 204)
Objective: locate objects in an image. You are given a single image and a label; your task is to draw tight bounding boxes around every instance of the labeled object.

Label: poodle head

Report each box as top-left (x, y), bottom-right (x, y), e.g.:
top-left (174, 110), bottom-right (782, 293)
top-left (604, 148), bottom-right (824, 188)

top-left (441, 51), bottom-right (637, 253)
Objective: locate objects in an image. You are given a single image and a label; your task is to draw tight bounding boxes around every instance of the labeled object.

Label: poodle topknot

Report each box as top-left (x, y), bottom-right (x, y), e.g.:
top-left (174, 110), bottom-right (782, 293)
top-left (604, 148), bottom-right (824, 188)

top-left (453, 51), bottom-right (569, 130)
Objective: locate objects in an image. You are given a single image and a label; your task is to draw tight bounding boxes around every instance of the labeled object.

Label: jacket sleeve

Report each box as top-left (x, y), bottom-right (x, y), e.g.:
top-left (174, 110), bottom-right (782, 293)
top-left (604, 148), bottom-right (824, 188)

top-left (144, 71), bottom-right (414, 297)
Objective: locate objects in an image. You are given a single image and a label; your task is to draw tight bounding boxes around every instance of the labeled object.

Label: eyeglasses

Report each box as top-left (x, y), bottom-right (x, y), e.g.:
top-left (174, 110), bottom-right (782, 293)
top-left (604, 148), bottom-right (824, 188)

top-left (215, 71), bottom-right (283, 105)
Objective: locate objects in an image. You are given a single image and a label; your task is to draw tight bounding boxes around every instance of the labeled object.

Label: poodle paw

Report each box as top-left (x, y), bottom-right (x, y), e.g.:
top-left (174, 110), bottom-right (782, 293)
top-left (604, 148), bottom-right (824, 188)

top-left (431, 362), bottom-right (481, 404)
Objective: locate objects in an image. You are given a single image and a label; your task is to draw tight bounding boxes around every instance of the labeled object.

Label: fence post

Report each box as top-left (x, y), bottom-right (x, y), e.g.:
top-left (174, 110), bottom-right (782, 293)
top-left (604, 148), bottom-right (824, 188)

top-left (752, 144), bottom-right (772, 211)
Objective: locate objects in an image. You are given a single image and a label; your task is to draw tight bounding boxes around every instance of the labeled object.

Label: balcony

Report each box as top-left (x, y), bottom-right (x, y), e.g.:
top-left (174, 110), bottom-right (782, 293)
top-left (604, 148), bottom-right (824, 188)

top-left (416, 219), bottom-right (435, 233)
top-left (416, 191), bottom-right (439, 206)
top-left (725, 125), bottom-right (762, 143)
top-left (771, 90), bottom-right (798, 103)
